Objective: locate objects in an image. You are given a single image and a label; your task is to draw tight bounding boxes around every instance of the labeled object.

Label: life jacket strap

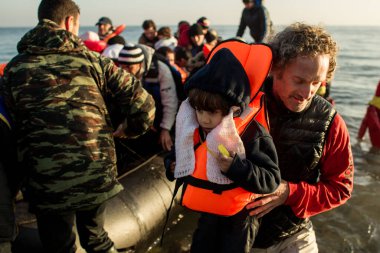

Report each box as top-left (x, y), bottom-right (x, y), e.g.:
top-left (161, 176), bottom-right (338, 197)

top-left (160, 178), bottom-right (184, 246)
top-left (183, 176), bottom-right (238, 194)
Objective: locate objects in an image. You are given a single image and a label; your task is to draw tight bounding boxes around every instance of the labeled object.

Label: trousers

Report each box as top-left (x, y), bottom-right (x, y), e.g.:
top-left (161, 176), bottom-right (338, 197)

top-left (36, 202), bottom-right (114, 253)
top-left (251, 222), bottom-right (318, 253)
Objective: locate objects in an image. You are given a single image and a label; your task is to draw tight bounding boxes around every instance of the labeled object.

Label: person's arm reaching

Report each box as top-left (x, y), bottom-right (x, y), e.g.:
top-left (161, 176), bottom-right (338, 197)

top-left (284, 114), bottom-right (354, 218)
top-left (158, 62), bottom-right (178, 151)
top-left (247, 114), bottom-right (354, 218)
top-left (102, 57), bottom-right (155, 138)
top-left (236, 10), bottom-right (247, 38)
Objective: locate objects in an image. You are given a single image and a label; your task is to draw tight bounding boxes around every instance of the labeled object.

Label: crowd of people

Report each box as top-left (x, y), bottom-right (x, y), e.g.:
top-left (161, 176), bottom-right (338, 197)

top-left (3, 0), bottom-right (378, 252)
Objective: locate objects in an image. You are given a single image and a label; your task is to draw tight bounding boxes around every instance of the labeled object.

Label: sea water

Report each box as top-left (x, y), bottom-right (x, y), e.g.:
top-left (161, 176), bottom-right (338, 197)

top-left (1, 25), bottom-right (380, 253)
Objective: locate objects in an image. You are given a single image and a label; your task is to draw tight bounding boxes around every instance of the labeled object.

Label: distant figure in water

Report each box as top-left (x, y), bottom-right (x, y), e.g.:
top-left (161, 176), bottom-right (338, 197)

top-left (357, 80), bottom-right (380, 153)
top-left (236, 0), bottom-right (273, 43)
top-left (317, 81), bottom-right (335, 105)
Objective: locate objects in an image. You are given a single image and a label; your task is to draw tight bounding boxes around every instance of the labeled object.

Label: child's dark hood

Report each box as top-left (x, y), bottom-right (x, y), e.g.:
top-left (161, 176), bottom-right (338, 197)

top-left (184, 48), bottom-right (250, 110)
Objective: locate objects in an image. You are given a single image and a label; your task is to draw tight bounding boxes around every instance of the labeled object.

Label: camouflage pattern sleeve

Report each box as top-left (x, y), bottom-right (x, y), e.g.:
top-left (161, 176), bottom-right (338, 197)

top-left (101, 57), bottom-right (155, 138)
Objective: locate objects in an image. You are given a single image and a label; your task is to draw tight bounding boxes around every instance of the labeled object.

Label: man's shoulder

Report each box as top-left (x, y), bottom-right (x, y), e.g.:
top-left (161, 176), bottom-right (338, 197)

top-left (330, 112), bottom-right (347, 131)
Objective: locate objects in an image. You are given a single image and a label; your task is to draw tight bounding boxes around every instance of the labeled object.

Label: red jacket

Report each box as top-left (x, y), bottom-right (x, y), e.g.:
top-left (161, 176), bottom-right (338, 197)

top-left (358, 105), bottom-right (380, 148)
top-left (285, 113), bottom-right (354, 218)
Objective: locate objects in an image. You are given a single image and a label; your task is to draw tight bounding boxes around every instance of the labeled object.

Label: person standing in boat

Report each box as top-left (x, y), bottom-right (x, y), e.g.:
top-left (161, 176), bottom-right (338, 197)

top-left (247, 23), bottom-right (354, 252)
top-left (118, 43), bottom-right (178, 152)
top-left (0, 0), bottom-right (155, 252)
top-left (236, 0), bottom-right (273, 43)
top-left (357, 80), bottom-right (380, 153)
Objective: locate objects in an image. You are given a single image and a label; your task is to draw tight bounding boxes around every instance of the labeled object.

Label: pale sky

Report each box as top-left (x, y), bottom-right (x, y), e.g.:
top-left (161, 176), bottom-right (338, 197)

top-left (1, 0), bottom-right (379, 27)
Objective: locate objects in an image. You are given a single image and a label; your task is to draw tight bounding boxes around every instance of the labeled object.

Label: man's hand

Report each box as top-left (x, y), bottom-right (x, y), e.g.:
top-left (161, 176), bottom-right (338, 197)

top-left (160, 129), bottom-right (173, 151)
top-left (246, 180), bottom-right (289, 218)
top-left (113, 123), bottom-right (127, 138)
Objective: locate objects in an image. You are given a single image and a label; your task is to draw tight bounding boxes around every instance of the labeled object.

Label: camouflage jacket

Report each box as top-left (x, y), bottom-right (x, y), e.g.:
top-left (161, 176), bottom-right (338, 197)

top-left (1, 19), bottom-right (155, 213)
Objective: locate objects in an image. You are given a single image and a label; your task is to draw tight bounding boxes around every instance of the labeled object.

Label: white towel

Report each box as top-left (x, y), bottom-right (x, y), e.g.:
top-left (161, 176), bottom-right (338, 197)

top-left (174, 98), bottom-right (245, 184)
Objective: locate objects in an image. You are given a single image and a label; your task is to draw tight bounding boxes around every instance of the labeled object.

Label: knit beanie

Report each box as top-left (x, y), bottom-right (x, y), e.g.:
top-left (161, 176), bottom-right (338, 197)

top-left (118, 43), bottom-right (144, 65)
top-left (184, 48), bottom-right (250, 110)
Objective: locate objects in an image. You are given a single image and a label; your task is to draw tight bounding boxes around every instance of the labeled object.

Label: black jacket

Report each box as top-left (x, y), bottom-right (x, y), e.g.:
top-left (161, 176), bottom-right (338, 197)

top-left (236, 5), bottom-right (272, 42)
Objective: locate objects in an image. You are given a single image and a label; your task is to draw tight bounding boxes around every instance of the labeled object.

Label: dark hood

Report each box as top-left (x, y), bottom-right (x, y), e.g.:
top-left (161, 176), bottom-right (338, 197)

top-left (184, 48), bottom-right (250, 111)
top-left (17, 19), bottom-right (85, 55)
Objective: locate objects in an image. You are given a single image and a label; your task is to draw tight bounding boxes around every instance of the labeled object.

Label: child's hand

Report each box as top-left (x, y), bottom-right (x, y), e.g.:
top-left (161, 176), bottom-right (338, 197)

top-left (113, 123), bottom-right (127, 138)
top-left (170, 161), bottom-right (176, 173)
top-left (217, 150), bottom-right (235, 173)
top-left (160, 129), bottom-right (173, 151)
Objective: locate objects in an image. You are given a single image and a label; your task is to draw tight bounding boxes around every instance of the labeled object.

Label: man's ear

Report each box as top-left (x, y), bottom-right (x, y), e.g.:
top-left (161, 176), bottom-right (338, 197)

top-left (64, 16), bottom-right (74, 32)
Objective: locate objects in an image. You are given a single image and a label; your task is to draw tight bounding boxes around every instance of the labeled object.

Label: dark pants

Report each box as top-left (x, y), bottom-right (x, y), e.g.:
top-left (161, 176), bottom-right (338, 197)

top-left (190, 208), bottom-right (259, 253)
top-left (36, 202), bottom-right (114, 253)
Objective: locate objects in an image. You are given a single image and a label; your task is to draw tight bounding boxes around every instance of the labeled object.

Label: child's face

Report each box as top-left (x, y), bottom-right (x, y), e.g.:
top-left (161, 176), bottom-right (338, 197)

top-left (195, 109), bottom-right (224, 134)
top-left (166, 52), bottom-right (175, 66)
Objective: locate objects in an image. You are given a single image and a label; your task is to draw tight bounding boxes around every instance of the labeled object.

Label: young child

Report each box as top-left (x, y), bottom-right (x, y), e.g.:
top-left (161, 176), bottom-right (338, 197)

top-left (165, 47), bottom-right (280, 253)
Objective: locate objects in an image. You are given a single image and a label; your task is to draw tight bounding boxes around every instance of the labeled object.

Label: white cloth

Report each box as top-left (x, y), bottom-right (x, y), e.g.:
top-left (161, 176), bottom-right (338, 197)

top-left (174, 99), bottom-right (245, 184)
top-left (102, 44), bottom-right (124, 59)
top-left (157, 61), bottom-right (178, 131)
top-left (79, 31), bottom-right (99, 41)
top-left (154, 36), bottom-right (178, 50)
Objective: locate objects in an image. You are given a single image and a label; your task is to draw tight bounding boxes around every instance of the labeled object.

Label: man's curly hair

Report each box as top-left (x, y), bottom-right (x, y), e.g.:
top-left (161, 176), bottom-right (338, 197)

top-left (270, 23), bottom-right (338, 82)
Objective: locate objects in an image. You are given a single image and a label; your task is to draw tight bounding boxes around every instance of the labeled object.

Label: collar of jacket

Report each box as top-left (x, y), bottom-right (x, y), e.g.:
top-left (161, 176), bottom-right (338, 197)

top-left (17, 19), bottom-right (85, 55)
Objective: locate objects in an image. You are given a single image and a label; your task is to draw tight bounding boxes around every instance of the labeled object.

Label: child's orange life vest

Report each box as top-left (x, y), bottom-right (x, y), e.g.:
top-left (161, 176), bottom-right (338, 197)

top-left (178, 40), bottom-right (273, 216)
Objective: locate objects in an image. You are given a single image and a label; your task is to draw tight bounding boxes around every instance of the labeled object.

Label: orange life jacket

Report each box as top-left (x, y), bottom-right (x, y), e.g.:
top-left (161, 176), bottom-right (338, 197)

top-left (0, 63), bottom-right (6, 77)
top-left (83, 24), bottom-right (126, 53)
top-left (103, 24), bottom-right (127, 43)
top-left (178, 40), bottom-right (272, 216)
